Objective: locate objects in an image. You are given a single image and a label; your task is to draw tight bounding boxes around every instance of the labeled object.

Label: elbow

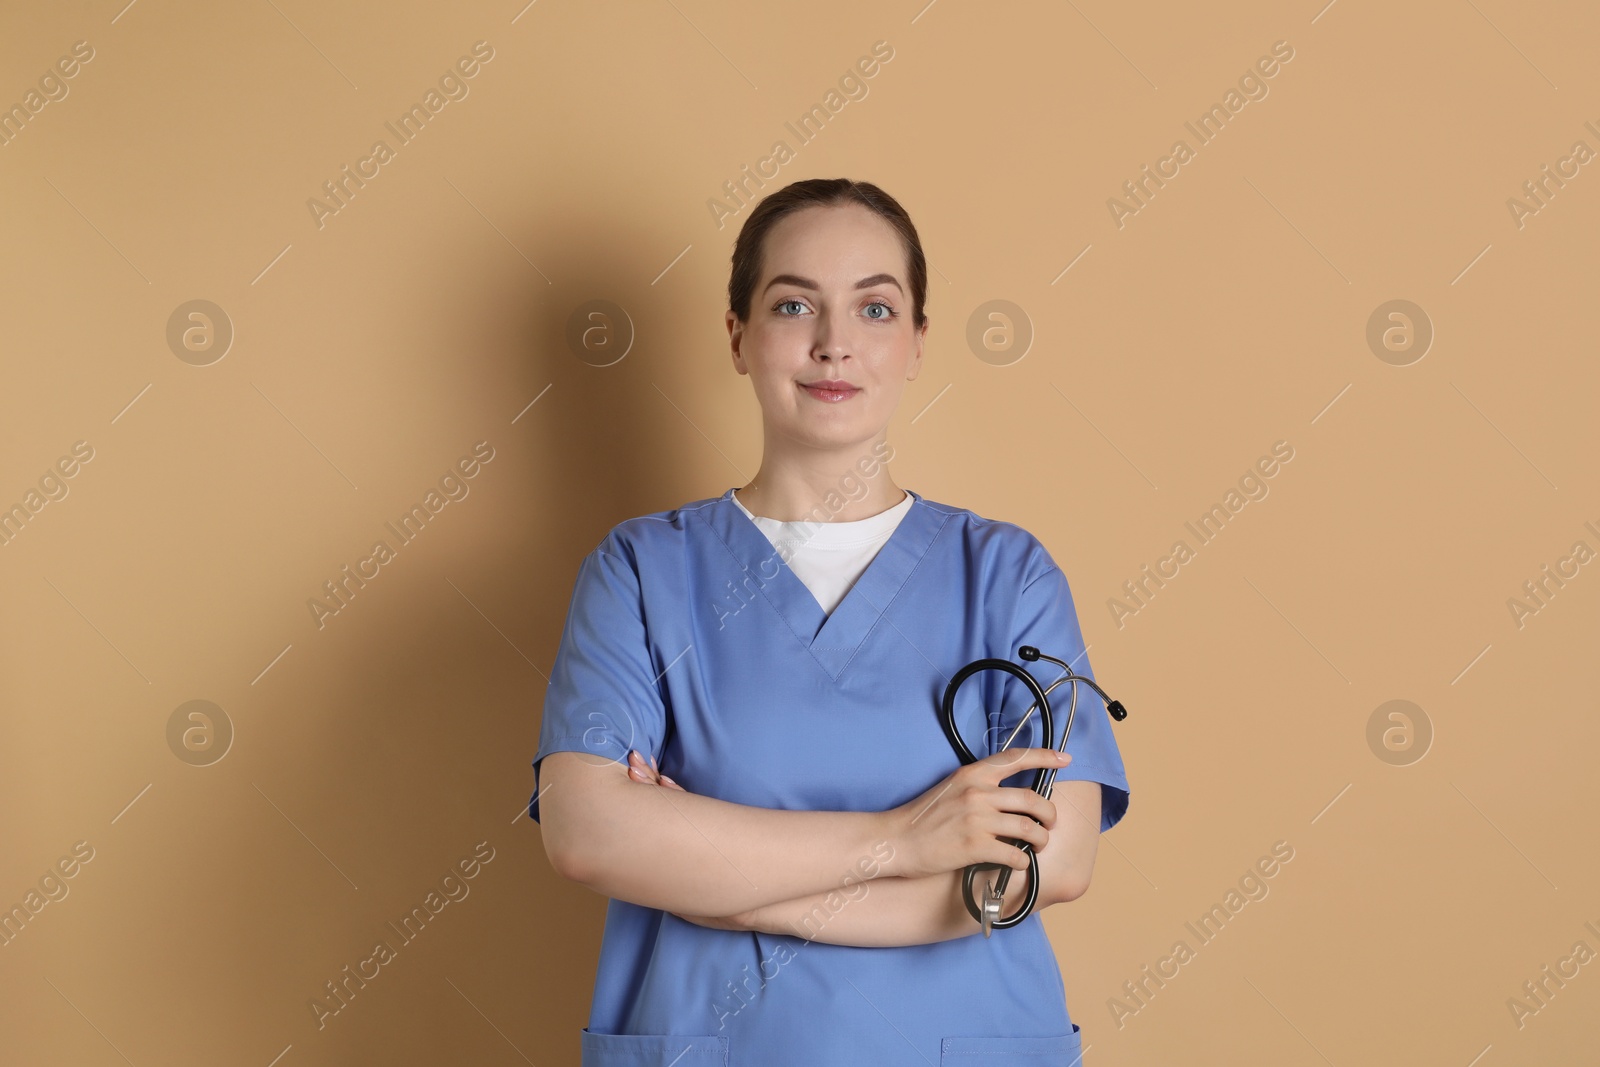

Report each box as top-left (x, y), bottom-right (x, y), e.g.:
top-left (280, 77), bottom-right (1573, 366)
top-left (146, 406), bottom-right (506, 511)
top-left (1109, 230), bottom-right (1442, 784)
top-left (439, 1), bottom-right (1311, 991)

top-left (1042, 854), bottom-right (1095, 907)
top-left (542, 831), bottom-right (590, 886)
top-left (535, 753), bottom-right (611, 889)
top-left (540, 808), bottom-right (603, 888)
top-left (1056, 869), bottom-right (1092, 904)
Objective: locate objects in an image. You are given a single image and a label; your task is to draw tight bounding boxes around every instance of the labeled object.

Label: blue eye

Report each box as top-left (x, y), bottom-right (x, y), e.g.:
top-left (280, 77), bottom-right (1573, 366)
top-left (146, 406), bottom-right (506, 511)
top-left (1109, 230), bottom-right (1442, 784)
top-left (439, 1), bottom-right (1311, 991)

top-left (772, 298), bottom-right (898, 319)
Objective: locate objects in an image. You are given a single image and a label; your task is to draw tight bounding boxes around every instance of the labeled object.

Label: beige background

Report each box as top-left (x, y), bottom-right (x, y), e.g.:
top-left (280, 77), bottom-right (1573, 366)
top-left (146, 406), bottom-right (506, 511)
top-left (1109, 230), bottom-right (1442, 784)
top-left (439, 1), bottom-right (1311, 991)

top-left (3, 0), bottom-right (1597, 1063)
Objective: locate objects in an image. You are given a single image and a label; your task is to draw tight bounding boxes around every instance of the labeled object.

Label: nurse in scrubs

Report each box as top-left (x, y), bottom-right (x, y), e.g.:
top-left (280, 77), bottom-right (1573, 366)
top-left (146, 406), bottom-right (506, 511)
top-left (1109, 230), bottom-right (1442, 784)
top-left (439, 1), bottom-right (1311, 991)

top-left (532, 178), bottom-right (1130, 1065)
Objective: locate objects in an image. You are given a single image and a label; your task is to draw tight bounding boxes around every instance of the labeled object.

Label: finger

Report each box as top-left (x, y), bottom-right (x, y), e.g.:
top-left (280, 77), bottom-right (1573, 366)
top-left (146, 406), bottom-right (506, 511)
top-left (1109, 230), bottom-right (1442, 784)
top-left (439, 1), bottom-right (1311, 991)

top-left (993, 786), bottom-right (1059, 829)
top-left (660, 774), bottom-right (684, 790)
top-left (980, 747), bottom-right (1070, 778)
top-left (996, 812), bottom-right (1050, 853)
top-left (982, 834), bottom-right (1038, 871)
top-left (977, 811), bottom-right (1048, 855)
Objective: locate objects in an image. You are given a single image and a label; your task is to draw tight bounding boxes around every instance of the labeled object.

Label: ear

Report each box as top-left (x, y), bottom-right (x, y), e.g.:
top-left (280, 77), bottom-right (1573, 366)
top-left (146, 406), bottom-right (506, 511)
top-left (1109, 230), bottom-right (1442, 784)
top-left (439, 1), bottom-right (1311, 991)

top-left (905, 317), bottom-right (927, 382)
top-left (726, 310), bottom-right (749, 376)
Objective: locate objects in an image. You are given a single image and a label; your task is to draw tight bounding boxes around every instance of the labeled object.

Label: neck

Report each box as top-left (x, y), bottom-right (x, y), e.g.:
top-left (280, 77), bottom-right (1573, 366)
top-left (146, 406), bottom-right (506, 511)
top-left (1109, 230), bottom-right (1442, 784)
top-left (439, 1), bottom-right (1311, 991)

top-left (736, 456), bottom-right (903, 523)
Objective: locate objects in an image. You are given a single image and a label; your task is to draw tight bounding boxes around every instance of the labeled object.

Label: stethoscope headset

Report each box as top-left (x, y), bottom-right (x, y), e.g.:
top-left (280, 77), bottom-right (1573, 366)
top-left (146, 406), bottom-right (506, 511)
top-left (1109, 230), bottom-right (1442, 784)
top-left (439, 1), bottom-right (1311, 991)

top-left (939, 646), bottom-right (1128, 937)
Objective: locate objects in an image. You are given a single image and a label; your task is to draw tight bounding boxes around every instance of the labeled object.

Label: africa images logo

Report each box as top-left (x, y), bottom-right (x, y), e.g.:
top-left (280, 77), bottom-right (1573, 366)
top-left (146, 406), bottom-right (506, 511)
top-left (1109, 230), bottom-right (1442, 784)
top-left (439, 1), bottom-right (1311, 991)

top-left (306, 441), bottom-right (495, 629)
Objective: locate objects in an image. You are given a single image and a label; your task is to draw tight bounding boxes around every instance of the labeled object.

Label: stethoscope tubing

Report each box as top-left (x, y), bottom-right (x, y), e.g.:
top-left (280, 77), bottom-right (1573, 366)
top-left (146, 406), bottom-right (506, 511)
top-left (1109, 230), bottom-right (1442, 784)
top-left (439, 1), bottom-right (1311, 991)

top-left (939, 646), bottom-right (1126, 933)
top-left (938, 655), bottom-right (1053, 932)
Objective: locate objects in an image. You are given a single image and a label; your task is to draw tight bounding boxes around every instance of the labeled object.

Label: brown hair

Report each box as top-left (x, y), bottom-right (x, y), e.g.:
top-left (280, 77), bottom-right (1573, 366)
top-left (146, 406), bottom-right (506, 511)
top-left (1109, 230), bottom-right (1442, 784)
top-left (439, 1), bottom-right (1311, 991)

top-left (727, 178), bottom-right (928, 331)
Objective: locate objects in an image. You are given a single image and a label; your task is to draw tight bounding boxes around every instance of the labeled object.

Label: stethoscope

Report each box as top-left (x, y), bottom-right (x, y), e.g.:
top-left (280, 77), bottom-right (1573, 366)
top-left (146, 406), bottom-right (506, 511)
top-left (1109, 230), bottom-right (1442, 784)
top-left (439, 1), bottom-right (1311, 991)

top-left (939, 646), bottom-right (1128, 937)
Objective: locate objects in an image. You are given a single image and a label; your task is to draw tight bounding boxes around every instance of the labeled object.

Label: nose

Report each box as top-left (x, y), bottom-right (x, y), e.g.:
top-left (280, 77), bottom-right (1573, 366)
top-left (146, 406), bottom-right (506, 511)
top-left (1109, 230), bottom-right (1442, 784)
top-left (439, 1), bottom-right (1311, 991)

top-left (812, 308), bottom-right (850, 362)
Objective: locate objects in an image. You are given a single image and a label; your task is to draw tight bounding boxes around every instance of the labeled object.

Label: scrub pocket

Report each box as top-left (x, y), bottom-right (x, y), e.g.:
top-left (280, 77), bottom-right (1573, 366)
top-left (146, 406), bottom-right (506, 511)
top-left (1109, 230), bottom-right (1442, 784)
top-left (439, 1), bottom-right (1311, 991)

top-left (579, 1028), bottom-right (729, 1066)
top-left (939, 1022), bottom-right (1084, 1065)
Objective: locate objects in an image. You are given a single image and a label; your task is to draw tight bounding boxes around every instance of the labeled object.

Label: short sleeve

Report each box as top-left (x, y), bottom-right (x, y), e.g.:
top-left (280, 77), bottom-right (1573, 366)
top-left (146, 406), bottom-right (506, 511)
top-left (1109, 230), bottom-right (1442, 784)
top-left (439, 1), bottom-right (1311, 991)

top-left (529, 539), bottom-right (669, 823)
top-left (995, 562), bottom-right (1131, 833)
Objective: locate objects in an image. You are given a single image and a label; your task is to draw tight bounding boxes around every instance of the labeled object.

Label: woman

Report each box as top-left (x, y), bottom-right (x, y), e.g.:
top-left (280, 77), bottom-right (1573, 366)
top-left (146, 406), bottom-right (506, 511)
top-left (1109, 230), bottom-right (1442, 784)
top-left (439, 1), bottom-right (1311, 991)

top-left (532, 178), bottom-right (1130, 1065)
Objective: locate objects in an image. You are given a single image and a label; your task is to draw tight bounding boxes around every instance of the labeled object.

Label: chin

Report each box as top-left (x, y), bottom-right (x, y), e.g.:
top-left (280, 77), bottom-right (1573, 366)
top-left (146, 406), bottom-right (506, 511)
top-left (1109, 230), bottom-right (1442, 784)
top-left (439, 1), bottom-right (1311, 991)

top-left (789, 424), bottom-right (879, 451)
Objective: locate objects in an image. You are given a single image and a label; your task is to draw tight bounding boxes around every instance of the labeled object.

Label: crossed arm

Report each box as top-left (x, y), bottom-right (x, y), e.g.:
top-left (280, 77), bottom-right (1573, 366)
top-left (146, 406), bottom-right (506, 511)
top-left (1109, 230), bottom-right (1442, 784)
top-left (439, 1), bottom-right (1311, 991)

top-left (679, 778), bottom-right (1103, 947)
top-left (537, 748), bottom-right (1104, 948)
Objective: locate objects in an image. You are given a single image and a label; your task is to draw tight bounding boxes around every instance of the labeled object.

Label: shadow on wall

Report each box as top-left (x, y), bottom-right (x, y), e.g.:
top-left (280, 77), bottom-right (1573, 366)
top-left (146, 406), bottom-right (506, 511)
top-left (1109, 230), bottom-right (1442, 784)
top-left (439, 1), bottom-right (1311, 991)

top-left (235, 212), bottom-right (706, 1053)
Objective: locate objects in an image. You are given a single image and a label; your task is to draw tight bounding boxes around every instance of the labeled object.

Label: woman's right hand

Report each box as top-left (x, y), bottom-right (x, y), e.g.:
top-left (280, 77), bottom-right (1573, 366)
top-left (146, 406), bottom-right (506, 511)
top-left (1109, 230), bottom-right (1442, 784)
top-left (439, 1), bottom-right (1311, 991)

top-left (880, 748), bottom-right (1069, 880)
top-left (626, 749), bottom-right (683, 790)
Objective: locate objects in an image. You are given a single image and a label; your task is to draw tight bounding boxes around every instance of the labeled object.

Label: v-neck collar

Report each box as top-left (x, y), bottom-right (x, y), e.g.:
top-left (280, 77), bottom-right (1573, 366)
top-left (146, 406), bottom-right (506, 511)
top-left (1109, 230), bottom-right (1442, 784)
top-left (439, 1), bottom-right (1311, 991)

top-left (701, 486), bottom-right (948, 680)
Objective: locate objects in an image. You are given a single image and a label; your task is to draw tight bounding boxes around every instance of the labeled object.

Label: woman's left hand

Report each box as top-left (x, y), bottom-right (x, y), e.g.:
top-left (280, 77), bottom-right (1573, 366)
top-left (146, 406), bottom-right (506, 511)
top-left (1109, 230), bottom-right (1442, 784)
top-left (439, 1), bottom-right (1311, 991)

top-left (626, 751), bottom-right (759, 931)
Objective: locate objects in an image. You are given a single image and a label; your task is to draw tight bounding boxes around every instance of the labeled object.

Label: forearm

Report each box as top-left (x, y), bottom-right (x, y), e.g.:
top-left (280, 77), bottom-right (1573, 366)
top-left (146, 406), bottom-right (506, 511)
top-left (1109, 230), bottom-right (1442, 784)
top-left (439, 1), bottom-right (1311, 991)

top-left (540, 753), bottom-right (893, 916)
top-left (741, 866), bottom-right (1036, 948)
top-left (696, 782), bottom-right (1106, 947)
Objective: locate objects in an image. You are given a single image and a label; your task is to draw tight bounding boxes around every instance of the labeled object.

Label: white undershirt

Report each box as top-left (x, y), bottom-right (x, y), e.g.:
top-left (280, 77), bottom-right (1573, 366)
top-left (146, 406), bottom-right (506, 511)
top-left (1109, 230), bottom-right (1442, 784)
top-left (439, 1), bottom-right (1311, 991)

top-left (732, 489), bottom-right (914, 616)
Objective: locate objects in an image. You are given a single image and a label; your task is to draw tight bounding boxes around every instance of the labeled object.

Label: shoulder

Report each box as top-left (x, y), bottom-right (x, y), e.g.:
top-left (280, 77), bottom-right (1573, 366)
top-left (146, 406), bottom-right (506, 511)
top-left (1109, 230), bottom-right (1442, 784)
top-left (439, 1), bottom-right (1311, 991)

top-left (587, 492), bottom-right (726, 563)
top-left (913, 493), bottom-right (1061, 586)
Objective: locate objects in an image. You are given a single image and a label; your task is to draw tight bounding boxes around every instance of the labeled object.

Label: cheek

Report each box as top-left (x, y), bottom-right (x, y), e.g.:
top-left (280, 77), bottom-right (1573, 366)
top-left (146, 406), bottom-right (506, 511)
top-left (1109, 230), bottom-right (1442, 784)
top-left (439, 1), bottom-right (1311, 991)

top-left (755, 370), bottom-right (800, 413)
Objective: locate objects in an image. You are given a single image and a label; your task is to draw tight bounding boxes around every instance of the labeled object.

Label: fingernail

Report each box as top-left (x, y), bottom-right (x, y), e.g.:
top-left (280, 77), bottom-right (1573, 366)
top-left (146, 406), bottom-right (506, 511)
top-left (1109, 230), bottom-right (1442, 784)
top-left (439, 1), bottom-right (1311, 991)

top-left (1057, 751), bottom-right (1070, 763)
top-left (661, 775), bottom-right (677, 787)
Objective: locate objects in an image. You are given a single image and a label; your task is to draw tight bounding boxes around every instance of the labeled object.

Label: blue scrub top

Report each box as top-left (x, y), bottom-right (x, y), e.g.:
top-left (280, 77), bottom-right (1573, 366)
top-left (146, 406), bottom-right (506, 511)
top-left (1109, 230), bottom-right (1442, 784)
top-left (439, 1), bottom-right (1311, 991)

top-left (531, 488), bottom-right (1131, 1066)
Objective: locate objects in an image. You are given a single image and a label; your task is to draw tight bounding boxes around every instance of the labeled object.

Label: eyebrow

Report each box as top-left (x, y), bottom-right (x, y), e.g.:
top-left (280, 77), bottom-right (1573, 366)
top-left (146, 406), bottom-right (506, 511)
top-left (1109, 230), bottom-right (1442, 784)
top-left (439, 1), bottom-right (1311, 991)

top-left (762, 272), bottom-right (904, 296)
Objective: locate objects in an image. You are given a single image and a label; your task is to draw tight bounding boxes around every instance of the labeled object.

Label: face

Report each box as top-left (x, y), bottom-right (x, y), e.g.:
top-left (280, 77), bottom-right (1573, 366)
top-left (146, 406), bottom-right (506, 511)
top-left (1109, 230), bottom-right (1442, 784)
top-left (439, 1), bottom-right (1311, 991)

top-left (727, 203), bottom-right (925, 452)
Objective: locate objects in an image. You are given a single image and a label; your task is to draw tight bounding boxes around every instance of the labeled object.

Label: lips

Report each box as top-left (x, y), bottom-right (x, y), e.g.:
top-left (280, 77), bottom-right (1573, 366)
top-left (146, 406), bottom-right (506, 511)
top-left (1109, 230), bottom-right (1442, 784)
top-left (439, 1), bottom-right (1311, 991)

top-left (800, 380), bottom-right (860, 402)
